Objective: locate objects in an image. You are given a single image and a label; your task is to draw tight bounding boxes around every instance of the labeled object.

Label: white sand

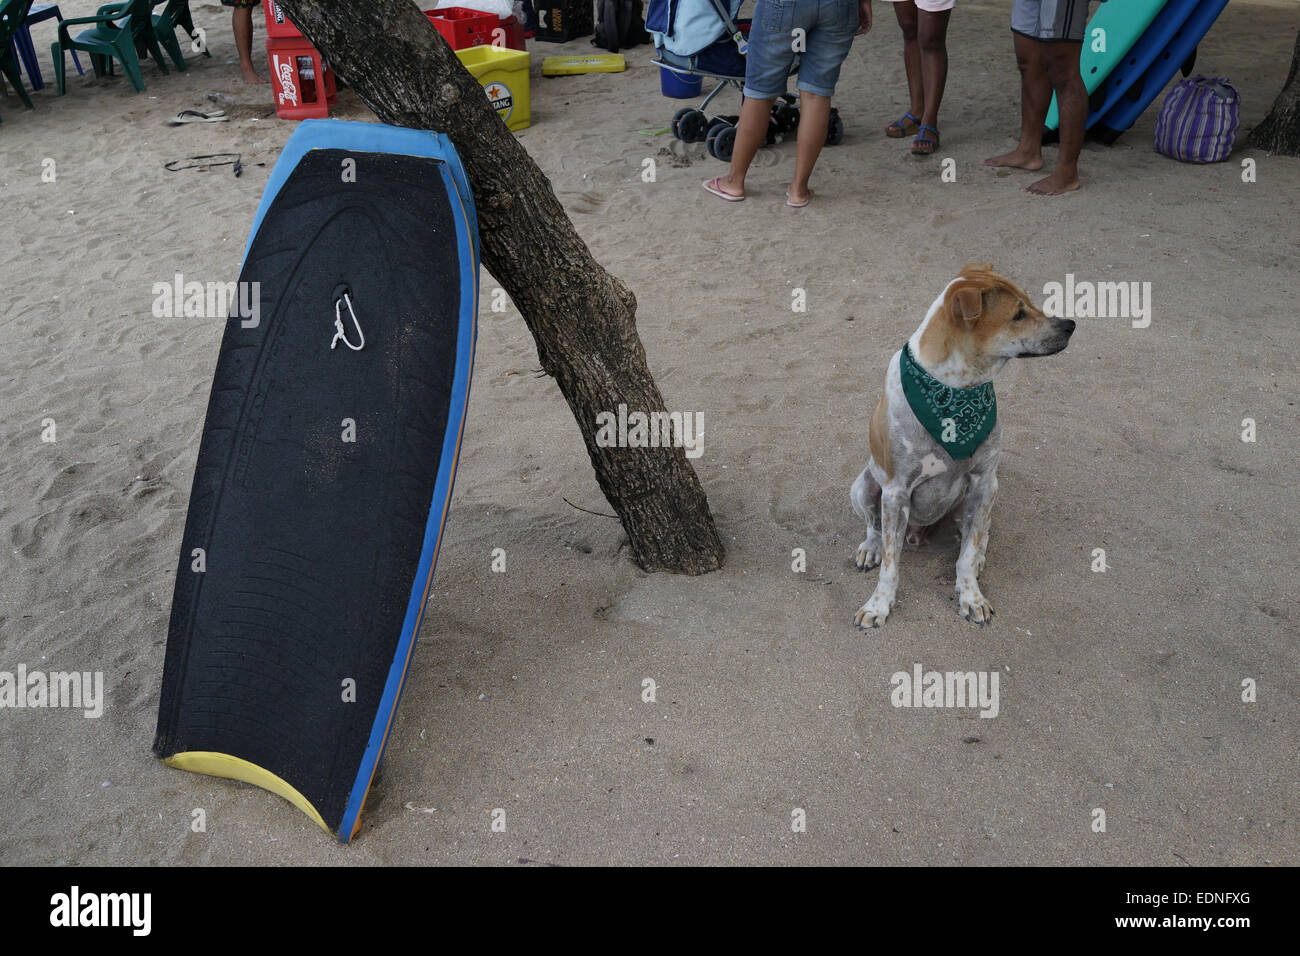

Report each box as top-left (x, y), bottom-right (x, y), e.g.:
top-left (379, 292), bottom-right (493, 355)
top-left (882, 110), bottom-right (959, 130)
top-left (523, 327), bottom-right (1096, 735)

top-left (0, 0), bottom-right (1296, 864)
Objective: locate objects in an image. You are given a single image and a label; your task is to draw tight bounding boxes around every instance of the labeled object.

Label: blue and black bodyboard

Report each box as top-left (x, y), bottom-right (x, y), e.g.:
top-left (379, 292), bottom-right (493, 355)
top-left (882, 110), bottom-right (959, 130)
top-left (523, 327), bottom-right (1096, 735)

top-left (153, 119), bottom-right (478, 842)
top-left (1092, 0), bottom-right (1231, 144)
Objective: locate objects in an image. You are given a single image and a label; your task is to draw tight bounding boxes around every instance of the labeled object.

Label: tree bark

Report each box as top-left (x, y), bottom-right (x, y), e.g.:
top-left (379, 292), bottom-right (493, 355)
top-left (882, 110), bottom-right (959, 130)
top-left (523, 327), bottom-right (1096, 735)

top-left (273, 0), bottom-right (724, 573)
top-left (1249, 28), bottom-right (1300, 155)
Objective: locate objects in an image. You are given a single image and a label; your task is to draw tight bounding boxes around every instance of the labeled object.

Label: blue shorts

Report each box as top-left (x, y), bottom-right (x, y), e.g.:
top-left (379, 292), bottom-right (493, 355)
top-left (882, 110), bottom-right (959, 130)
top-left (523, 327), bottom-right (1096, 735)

top-left (743, 0), bottom-right (860, 100)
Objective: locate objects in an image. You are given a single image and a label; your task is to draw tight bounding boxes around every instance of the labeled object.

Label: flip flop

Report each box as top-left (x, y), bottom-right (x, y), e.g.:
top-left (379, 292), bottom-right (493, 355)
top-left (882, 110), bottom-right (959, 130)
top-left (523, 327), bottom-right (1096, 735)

top-left (886, 111), bottom-right (920, 138)
top-left (702, 177), bottom-right (744, 202)
top-left (785, 188), bottom-right (812, 208)
top-left (169, 110), bottom-right (228, 125)
top-left (911, 125), bottom-right (940, 156)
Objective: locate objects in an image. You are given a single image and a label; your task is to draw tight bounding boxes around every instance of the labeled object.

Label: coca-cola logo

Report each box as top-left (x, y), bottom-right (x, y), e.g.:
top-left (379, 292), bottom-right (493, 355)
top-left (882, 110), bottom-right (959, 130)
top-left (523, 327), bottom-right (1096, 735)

top-left (276, 57), bottom-right (298, 106)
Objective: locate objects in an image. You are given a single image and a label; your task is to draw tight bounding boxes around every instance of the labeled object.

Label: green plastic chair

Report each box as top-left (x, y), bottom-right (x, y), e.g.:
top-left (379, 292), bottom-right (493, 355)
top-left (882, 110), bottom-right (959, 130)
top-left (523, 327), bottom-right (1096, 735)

top-left (151, 0), bottom-right (207, 73)
top-left (1, 0), bottom-right (37, 123)
top-left (51, 0), bottom-right (161, 94)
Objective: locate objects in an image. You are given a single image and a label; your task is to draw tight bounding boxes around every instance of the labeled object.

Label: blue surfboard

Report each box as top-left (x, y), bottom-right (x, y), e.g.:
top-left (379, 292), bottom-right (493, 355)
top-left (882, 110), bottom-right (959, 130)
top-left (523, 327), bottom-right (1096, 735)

top-left (1081, 0), bottom-right (1201, 130)
top-left (1093, 0), bottom-right (1231, 144)
top-left (154, 119), bottom-right (479, 842)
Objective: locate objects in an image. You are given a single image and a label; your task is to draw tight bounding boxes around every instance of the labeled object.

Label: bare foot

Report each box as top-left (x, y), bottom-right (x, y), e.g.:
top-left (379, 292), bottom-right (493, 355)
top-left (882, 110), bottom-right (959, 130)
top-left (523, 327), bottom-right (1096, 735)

top-left (982, 148), bottom-right (1043, 170)
top-left (1024, 169), bottom-right (1080, 195)
top-left (241, 66), bottom-right (268, 85)
top-left (715, 174), bottom-right (745, 198)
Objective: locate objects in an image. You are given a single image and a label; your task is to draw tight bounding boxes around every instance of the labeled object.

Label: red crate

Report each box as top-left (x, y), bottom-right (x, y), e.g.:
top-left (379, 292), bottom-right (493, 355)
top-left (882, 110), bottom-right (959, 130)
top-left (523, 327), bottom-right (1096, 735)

top-left (425, 7), bottom-right (498, 49)
top-left (263, 1), bottom-right (303, 40)
top-left (267, 38), bottom-right (337, 121)
top-left (496, 16), bottom-right (526, 51)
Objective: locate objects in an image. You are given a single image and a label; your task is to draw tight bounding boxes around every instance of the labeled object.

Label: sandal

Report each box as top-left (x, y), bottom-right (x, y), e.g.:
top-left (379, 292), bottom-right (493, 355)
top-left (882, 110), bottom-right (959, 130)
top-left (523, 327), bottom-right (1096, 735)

top-left (911, 124), bottom-right (940, 156)
top-left (886, 111), bottom-right (920, 138)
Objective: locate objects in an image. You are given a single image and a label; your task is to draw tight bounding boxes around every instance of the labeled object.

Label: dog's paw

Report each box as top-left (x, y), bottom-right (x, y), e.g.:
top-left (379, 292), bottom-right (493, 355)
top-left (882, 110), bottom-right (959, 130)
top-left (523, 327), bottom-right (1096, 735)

top-left (854, 591), bottom-right (894, 629)
top-left (854, 538), bottom-right (882, 571)
top-left (957, 587), bottom-right (994, 626)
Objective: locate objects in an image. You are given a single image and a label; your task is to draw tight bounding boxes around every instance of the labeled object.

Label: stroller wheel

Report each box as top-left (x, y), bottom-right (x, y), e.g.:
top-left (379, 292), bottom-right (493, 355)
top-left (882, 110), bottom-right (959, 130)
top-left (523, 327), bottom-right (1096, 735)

top-left (671, 107), bottom-right (693, 140)
top-left (677, 109), bottom-right (711, 144)
top-left (773, 102), bottom-right (799, 135)
top-left (826, 110), bottom-right (844, 146)
top-left (708, 124), bottom-right (737, 162)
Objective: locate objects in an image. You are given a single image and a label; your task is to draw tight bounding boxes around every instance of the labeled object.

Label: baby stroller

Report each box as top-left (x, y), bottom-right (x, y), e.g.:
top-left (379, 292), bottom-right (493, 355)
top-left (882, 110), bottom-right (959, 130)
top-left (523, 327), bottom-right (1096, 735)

top-left (647, 0), bottom-right (844, 161)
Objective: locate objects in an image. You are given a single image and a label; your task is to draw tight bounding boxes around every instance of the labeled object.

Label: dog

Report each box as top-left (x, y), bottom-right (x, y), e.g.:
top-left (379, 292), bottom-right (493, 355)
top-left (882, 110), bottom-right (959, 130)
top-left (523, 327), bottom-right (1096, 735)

top-left (850, 264), bottom-right (1075, 628)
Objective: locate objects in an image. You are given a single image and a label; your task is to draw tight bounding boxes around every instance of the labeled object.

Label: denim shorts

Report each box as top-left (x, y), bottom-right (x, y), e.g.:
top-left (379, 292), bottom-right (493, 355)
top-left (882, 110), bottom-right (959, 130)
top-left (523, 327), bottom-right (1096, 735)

top-left (743, 0), bottom-right (860, 100)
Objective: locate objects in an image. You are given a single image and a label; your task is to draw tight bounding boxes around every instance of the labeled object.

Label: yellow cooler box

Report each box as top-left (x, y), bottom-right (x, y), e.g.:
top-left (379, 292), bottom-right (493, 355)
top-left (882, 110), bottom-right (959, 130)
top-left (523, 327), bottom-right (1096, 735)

top-left (455, 46), bottom-right (531, 132)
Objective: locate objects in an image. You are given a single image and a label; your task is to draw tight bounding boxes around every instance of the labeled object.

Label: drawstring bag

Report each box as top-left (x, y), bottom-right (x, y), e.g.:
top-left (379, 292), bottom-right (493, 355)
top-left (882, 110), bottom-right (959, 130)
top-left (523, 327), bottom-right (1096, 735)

top-left (1153, 75), bottom-right (1240, 163)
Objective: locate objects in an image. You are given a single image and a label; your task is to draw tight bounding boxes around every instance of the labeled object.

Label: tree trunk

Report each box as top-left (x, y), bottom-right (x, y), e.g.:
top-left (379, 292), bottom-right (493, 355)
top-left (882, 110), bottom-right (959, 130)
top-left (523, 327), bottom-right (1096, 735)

top-left (1249, 28), bottom-right (1300, 155)
top-left (273, 0), bottom-right (724, 574)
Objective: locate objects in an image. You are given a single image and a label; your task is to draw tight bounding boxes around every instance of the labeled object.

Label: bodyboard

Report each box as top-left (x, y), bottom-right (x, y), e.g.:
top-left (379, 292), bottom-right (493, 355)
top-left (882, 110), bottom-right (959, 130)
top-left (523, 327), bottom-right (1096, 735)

top-left (153, 119), bottom-right (478, 842)
top-left (1044, 0), bottom-right (1169, 131)
top-left (1091, 0), bottom-right (1231, 143)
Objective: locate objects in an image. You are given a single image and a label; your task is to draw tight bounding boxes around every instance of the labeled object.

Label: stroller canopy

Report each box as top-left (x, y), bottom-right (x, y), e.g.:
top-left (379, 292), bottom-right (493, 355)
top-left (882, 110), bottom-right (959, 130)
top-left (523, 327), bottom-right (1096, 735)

top-left (648, 0), bottom-right (745, 57)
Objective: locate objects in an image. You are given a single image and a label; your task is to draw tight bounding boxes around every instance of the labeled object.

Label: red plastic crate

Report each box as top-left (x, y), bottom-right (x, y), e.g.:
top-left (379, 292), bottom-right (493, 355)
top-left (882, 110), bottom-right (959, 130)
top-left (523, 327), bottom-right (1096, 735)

top-left (497, 16), bottom-right (526, 51)
top-left (263, 1), bottom-right (303, 40)
top-left (425, 7), bottom-right (498, 49)
top-left (267, 38), bottom-right (337, 121)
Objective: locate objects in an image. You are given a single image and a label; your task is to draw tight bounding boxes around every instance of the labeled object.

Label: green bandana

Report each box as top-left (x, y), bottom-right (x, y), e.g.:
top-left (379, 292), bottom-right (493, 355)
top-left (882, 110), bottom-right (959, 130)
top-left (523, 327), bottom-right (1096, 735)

top-left (899, 343), bottom-right (997, 460)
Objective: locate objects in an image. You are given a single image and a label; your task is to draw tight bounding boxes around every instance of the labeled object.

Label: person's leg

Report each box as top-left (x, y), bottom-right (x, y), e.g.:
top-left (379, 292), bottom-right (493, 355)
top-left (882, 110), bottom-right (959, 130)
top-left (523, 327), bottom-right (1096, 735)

top-left (982, 31), bottom-right (1049, 169)
top-left (232, 6), bottom-right (265, 84)
top-left (789, 91), bottom-right (830, 203)
top-left (1027, 40), bottom-right (1084, 194)
top-left (916, 8), bottom-right (950, 132)
top-left (710, 0), bottom-right (794, 198)
top-left (716, 95), bottom-right (777, 197)
top-left (887, 1), bottom-right (923, 136)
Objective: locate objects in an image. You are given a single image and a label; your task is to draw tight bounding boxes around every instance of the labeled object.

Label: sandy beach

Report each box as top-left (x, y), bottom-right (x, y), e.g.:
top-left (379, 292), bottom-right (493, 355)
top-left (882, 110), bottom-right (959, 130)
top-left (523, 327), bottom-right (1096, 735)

top-left (0, 0), bottom-right (1296, 865)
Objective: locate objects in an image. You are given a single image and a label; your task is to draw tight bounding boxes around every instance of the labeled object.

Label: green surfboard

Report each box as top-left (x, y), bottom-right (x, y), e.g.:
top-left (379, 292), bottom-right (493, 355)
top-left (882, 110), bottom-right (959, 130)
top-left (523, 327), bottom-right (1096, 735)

top-left (1044, 0), bottom-right (1169, 131)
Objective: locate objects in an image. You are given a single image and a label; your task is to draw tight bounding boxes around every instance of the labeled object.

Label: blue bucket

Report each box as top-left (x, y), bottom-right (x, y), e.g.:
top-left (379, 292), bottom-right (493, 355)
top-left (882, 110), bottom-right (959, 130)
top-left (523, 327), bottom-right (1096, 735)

top-left (660, 66), bottom-right (702, 99)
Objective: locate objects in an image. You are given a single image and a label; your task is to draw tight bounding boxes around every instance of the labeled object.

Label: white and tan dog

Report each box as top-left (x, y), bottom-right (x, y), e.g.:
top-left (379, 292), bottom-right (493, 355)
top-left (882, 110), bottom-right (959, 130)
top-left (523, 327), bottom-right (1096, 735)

top-left (850, 264), bottom-right (1075, 628)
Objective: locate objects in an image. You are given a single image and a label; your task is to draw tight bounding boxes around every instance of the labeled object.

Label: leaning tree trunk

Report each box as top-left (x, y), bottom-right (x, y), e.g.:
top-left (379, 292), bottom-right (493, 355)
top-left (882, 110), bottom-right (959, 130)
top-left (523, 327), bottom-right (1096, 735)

top-left (274, 0), bottom-right (724, 573)
top-left (1249, 28), bottom-right (1300, 155)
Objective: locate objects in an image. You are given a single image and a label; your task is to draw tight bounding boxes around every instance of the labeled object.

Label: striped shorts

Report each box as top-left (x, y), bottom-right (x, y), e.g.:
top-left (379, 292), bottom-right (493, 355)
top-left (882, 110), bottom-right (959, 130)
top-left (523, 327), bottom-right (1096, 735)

top-left (1011, 0), bottom-right (1092, 42)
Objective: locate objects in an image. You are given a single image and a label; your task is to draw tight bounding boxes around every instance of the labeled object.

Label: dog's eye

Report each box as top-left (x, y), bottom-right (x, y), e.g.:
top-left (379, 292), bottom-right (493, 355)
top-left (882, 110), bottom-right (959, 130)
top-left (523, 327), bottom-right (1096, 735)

top-left (1012, 307), bottom-right (1026, 321)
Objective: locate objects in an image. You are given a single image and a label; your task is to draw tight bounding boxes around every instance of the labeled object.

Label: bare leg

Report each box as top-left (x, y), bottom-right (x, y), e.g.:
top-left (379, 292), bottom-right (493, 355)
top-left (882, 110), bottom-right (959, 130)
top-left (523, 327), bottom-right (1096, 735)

top-left (982, 32), bottom-right (1048, 169)
top-left (233, 8), bottom-right (266, 85)
top-left (1027, 41), bottom-right (1085, 194)
top-left (789, 90), bottom-right (830, 204)
top-left (716, 95), bottom-right (775, 198)
top-left (889, 1), bottom-right (924, 133)
top-left (917, 9), bottom-right (950, 131)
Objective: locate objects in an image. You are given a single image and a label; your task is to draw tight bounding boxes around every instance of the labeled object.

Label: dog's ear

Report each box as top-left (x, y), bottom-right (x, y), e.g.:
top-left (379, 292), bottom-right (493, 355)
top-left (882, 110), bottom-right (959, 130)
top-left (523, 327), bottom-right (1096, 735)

top-left (961, 262), bottom-right (994, 276)
top-left (952, 285), bottom-right (984, 323)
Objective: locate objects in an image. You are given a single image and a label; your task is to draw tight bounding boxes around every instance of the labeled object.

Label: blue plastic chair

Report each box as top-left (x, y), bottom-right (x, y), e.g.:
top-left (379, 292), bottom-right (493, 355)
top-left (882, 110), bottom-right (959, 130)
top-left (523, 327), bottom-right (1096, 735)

top-left (9, 2), bottom-right (82, 91)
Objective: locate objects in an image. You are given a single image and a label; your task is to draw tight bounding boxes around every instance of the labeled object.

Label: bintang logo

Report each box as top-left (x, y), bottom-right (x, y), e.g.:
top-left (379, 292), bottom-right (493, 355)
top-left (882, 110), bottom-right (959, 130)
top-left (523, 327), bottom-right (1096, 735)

top-left (485, 81), bottom-right (513, 119)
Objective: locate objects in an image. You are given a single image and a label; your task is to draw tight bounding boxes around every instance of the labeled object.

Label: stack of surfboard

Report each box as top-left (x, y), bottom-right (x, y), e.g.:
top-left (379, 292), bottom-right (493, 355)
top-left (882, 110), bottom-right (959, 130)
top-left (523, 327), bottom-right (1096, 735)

top-left (1044, 0), bottom-right (1231, 145)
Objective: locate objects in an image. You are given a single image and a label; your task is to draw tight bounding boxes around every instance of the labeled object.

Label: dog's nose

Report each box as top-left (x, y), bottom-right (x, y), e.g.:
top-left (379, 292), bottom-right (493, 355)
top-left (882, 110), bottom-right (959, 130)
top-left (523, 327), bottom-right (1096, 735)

top-left (1060, 319), bottom-right (1076, 335)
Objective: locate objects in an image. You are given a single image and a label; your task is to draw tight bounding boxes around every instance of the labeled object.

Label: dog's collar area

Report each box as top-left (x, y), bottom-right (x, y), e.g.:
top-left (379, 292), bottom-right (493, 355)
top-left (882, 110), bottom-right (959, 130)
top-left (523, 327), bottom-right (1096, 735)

top-left (900, 344), bottom-right (998, 460)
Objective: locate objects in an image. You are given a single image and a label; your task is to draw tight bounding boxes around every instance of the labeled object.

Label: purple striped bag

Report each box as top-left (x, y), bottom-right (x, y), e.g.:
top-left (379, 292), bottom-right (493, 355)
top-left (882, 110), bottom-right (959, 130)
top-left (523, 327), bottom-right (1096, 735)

top-left (1153, 75), bottom-right (1240, 163)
